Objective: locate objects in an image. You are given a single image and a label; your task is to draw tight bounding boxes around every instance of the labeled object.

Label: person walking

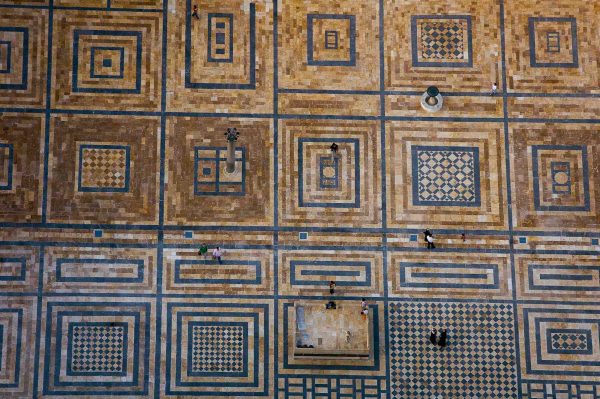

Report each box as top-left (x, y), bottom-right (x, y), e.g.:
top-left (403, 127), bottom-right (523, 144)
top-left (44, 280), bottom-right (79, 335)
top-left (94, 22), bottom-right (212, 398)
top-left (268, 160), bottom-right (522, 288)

top-left (424, 229), bottom-right (435, 249)
top-left (198, 243), bottom-right (208, 259)
top-left (429, 329), bottom-right (437, 345)
top-left (438, 329), bottom-right (447, 348)
top-left (361, 298), bottom-right (367, 310)
top-left (330, 142), bottom-right (339, 157)
top-left (212, 246), bottom-right (223, 264)
top-left (329, 281), bottom-right (336, 295)
top-left (491, 82), bottom-right (497, 96)
top-left (191, 4), bottom-right (200, 20)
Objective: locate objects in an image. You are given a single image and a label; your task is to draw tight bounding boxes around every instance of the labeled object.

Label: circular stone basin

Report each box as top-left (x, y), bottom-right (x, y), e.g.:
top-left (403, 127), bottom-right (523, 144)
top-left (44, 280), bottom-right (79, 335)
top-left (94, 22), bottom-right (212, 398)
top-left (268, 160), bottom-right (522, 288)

top-left (420, 92), bottom-right (443, 112)
top-left (554, 171), bottom-right (569, 184)
top-left (322, 166), bottom-right (336, 178)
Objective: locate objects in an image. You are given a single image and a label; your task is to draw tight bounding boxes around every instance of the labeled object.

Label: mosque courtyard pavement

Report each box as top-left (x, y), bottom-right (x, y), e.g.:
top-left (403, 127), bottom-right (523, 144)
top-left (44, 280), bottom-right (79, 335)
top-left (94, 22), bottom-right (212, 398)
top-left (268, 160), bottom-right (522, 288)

top-left (0, 0), bottom-right (599, 397)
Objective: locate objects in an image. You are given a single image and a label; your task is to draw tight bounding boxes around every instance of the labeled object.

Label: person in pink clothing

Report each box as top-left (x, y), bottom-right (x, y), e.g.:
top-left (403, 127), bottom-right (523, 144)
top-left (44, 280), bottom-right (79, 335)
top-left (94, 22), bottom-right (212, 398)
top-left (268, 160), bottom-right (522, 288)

top-left (212, 246), bottom-right (223, 264)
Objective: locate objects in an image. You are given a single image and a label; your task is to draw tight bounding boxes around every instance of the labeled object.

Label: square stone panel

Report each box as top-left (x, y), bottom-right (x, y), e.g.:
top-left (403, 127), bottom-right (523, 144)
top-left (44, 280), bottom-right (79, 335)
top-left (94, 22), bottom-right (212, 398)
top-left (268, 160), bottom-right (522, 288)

top-left (0, 297), bottom-right (37, 398)
top-left (509, 123), bottom-right (600, 231)
top-left (0, 113), bottom-right (44, 223)
top-left (278, 0), bottom-right (379, 91)
top-left (384, 0), bottom-right (501, 92)
top-left (166, 0), bottom-right (273, 114)
top-left (164, 117), bottom-right (273, 226)
top-left (40, 297), bottom-right (155, 396)
top-left (389, 301), bottom-right (517, 398)
top-left (161, 298), bottom-right (273, 397)
top-left (0, 8), bottom-right (47, 107)
top-left (46, 115), bottom-right (160, 225)
top-left (278, 119), bottom-right (381, 228)
top-left (518, 303), bottom-right (600, 384)
top-left (386, 121), bottom-right (507, 230)
top-left (505, 0), bottom-right (600, 93)
top-left (51, 9), bottom-right (162, 111)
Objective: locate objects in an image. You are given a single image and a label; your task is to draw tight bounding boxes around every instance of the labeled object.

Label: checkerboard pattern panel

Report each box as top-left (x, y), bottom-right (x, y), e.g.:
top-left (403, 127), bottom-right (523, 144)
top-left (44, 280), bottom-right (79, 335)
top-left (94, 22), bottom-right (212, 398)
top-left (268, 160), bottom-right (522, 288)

top-left (412, 145), bottom-right (481, 206)
top-left (190, 323), bottom-right (245, 374)
top-left (389, 301), bottom-right (517, 398)
top-left (78, 144), bottom-right (130, 192)
top-left (68, 322), bottom-right (127, 375)
top-left (411, 15), bottom-right (472, 67)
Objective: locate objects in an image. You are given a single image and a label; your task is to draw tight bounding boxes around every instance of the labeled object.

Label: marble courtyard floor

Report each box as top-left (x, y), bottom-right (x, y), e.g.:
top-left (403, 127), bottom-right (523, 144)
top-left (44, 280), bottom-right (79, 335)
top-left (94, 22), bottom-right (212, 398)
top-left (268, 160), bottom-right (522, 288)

top-left (0, 0), bottom-right (599, 397)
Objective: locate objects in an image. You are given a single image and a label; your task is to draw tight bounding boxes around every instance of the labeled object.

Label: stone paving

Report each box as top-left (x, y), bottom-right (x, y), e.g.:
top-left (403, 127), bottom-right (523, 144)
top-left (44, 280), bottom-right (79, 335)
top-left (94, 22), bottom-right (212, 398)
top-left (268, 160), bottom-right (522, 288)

top-left (0, 0), bottom-right (599, 398)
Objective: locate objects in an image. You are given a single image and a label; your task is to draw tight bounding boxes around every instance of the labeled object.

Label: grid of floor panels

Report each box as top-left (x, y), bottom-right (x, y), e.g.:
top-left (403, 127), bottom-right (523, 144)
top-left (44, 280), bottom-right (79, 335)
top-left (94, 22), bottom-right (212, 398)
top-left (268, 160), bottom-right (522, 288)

top-left (0, 0), bottom-right (599, 398)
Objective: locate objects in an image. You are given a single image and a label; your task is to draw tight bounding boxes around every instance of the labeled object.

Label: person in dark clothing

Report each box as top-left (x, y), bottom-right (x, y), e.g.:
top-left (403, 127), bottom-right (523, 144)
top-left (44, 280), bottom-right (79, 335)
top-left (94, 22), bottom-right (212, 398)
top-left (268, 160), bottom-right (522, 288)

top-left (429, 328), bottom-right (437, 345)
top-left (191, 4), bottom-right (200, 19)
top-left (424, 229), bottom-right (435, 249)
top-left (438, 329), bottom-right (447, 347)
top-left (329, 281), bottom-right (336, 295)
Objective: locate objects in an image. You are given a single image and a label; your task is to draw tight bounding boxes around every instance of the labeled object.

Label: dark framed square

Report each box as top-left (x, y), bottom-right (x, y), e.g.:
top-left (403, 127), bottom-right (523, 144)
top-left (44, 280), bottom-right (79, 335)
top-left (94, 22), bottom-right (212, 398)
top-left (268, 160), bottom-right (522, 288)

top-left (193, 146), bottom-right (246, 196)
top-left (546, 328), bottom-right (593, 355)
top-left (0, 257), bottom-right (26, 281)
top-left (546, 31), bottom-right (560, 53)
top-left (307, 14), bottom-right (356, 66)
top-left (0, 308), bottom-right (23, 388)
top-left (184, 0), bottom-right (256, 89)
top-left (529, 17), bottom-right (578, 68)
top-left (42, 303), bottom-right (151, 394)
top-left (72, 29), bottom-right (142, 93)
top-left (186, 321), bottom-right (248, 377)
top-left (90, 46), bottom-right (125, 79)
top-left (0, 27), bottom-right (28, 90)
top-left (165, 303), bottom-right (271, 397)
top-left (207, 13), bottom-right (233, 63)
top-left (534, 317), bottom-right (600, 369)
top-left (319, 155), bottom-right (339, 189)
top-left (298, 137), bottom-right (360, 208)
top-left (0, 143), bottom-right (13, 190)
top-left (77, 144), bottom-right (131, 193)
top-left (0, 40), bottom-right (11, 73)
top-left (531, 145), bottom-right (590, 211)
top-left (550, 161), bottom-right (571, 194)
top-left (324, 30), bottom-right (338, 49)
top-left (411, 145), bottom-right (481, 207)
top-left (66, 322), bottom-right (129, 377)
top-left (411, 15), bottom-right (473, 68)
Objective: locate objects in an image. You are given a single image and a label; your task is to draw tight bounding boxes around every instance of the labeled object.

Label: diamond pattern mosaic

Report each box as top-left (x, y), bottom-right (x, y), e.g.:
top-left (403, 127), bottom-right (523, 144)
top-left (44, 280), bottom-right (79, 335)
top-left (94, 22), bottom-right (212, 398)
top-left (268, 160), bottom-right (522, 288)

top-left (413, 146), bottom-right (480, 205)
top-left (0, 0), bottom-right (599, 397)
top-left (79, 145), bottom-right (129, 191)
top-left (389, 302), bottom-right (517, 398)
top-left (420, 20), bottom-right (465, 60)
top-left (69, 323), bottom-right (126, 374)
top-left (191, 324), bottom-right (245, 373)
top-left (550, 331), bottom-right (589, 352)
